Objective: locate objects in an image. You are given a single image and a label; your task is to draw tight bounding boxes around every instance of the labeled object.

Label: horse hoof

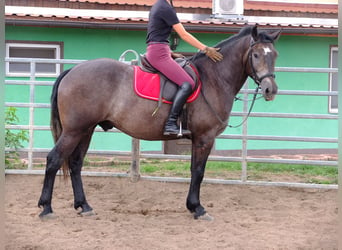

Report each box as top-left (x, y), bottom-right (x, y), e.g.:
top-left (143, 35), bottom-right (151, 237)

top-left (39, 213), bottom-right (58, 220)
top-left (130, 174), bottom-right (141, 183)
top-left (79, 210), bottom-right (96, 217)
top-left (196, 213), bottom-right (214, 221)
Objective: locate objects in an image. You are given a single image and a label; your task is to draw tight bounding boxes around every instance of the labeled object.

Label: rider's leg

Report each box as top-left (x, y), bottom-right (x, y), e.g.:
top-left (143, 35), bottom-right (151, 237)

top-left (163, 82), bottom-right (192, 135)
top-left (146, 44), bottom-right (195, 89)
top-left (146, 43), bottom-right (195, 135)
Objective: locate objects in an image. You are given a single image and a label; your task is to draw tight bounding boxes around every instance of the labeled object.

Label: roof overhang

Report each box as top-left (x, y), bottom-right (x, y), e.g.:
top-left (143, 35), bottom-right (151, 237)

top-left (5, 6), bottom-right (338, 35)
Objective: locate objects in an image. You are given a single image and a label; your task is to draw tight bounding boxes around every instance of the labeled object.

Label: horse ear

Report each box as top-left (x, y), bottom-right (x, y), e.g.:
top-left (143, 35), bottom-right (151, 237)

top-left (251, 25), bottom-right (259, 42)
top-left (268, 29), bottom-right (281, 42)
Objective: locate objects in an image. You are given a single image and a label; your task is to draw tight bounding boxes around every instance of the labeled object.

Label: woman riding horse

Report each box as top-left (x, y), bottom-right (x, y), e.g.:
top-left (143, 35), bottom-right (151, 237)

top-left (38, 25), bottom-right (280, 220)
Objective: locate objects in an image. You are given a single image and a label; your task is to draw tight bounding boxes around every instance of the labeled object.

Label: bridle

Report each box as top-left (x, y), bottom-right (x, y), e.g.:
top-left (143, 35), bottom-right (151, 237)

top-left (226, 40), bottom-right (277, 128)
top-left (247, 40), bottom-right (276, 86)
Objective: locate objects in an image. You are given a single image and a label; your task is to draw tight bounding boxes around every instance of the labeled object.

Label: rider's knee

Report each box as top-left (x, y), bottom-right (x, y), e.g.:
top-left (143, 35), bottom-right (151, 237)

top-left (181, 81), bottom-right (194, 92)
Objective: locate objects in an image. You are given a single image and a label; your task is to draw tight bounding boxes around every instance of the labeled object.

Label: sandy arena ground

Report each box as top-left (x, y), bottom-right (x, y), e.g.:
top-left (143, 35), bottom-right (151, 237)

top-left (5, 174), bottom-right (338, 249)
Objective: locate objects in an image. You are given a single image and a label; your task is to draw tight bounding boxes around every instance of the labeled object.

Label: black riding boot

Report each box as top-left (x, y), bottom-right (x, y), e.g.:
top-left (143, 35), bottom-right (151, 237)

top-left (163, 82), bottom-right (193, 136)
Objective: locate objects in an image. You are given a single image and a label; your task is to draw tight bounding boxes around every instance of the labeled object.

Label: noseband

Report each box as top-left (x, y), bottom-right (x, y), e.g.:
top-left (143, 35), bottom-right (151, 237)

top-left (248, 41), bottom-right (276, 85)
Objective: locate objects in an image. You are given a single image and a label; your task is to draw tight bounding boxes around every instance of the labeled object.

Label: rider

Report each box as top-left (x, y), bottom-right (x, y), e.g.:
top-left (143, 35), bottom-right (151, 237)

top-left (146, 0), bottom-right (223, 136)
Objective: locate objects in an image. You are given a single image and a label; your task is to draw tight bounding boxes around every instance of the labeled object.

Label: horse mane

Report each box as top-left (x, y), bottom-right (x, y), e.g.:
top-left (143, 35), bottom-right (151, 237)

top-left (216, 26), bottom-right (276, 48)
top-left (188, 26), bottom-right (259, 92)
top-left (190, 26), bottom-right (275, 62)
top-left (215, 26), bottom-right (254, 48)
top-left (190, 26), bottom-right (253, 62)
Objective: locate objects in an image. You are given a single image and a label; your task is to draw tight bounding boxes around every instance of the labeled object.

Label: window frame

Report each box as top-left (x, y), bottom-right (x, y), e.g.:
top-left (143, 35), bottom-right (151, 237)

top-left (5, 41), bottom-right (63, 77)
top-left (328, 45), bottom-right (338, 114)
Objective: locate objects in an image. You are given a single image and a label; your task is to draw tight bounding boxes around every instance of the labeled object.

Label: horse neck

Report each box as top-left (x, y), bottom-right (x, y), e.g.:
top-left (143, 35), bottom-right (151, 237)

top-left (221, 36), bottom-right (251, 93)
top-left (194, 35), bottom-right (251, 97)
top-left (190, 37), bottom-right (251, 125)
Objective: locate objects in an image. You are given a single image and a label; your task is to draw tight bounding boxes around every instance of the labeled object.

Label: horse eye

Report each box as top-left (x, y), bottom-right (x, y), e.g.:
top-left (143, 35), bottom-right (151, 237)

top-left (253, 53), bottom-right (259, 59)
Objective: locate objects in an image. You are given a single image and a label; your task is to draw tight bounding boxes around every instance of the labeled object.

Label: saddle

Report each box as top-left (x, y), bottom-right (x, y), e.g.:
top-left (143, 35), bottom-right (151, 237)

top-left (134, 55), bottom-right (201, 109)
top-left (132, 55), bottom-right (201, 136)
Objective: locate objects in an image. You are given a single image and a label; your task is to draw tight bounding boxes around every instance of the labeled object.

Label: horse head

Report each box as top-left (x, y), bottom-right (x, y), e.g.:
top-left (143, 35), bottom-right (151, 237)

top-left (246, 26), bottom-right (281, 101)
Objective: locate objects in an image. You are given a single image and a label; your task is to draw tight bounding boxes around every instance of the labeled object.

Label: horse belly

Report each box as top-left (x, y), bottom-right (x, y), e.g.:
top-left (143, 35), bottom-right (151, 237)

top-left (109, 98), bottom-right (172, 140)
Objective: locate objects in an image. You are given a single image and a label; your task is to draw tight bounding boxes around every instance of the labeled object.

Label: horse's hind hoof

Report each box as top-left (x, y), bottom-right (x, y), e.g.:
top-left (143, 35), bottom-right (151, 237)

top-left (39, 212), bottom-right (58, 220)
top-left (130, 173), bottom-right (141, 183)
top-left (78, 210), bottom-right (96, 217)
top-left (195, 213), bottom-right (214, 221)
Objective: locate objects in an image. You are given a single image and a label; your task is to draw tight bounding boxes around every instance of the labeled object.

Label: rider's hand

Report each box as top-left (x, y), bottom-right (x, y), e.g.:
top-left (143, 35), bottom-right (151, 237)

top-left (203, 47), bottom-right (223, 62)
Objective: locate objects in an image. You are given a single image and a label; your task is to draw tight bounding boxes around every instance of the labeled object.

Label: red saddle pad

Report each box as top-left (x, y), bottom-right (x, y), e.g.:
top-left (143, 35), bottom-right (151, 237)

top-left (133, 66), bottom-right (201, 104)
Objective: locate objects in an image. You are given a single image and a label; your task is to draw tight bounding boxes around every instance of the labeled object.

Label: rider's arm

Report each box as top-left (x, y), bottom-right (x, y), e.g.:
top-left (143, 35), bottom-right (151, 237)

top-left (172, 23), bottom-right (206, 51)
top-left (172, 23), bottom-right (223, 62)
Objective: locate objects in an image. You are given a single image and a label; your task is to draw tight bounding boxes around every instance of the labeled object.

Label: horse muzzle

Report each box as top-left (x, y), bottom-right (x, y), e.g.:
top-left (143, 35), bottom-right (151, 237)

top-left (259, 77), bottom-right (278, 101)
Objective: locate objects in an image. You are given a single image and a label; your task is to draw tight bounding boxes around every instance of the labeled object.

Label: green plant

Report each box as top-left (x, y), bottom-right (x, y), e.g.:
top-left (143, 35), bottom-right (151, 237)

top-left (141, 165), bottom-right (159, 173)
top-left (5, 107), bottom-right (29, 168)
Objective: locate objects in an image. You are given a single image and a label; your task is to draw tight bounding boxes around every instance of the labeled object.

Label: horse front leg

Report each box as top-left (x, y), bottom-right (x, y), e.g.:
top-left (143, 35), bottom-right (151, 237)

top-left (186, 136), bottom-right (214, 220)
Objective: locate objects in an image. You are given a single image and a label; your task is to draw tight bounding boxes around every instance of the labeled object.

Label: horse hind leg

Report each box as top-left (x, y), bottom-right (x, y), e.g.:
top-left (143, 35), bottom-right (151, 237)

top-left (68, 130), bottom-right (95, 216)
top-left (38, 131), bottom-right (84, 218)
top-left (38, 147), bottom-right (64, 219)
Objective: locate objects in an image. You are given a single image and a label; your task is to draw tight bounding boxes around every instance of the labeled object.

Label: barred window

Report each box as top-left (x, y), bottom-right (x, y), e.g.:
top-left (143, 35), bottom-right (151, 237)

top-left (6, 42), bottom-right (62, 77)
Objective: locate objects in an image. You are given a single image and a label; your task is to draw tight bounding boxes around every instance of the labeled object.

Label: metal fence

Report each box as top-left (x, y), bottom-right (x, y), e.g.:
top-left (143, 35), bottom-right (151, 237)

top-left (4, 55), bottom-right (338, 189)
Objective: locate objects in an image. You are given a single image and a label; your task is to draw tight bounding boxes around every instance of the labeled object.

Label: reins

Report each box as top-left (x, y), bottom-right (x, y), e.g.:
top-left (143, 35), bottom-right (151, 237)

top-left (228, 86), bottom-right (259, 128)
top-left (200, 85), bottom-right (260, 128)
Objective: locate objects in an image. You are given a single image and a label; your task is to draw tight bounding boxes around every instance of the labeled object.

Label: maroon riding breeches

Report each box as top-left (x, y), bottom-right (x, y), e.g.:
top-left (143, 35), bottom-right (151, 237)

top-left (146, 43), bottom-right (195, 89)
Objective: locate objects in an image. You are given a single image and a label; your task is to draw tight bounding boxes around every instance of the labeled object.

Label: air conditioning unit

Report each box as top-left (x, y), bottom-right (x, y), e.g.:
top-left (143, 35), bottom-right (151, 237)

top-left (212, 0), bottom-right (244, 16)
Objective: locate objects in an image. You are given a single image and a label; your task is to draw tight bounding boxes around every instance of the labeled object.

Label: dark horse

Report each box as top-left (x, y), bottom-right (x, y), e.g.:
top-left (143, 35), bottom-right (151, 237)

top-left (38, 26), bottom-right (280, 220)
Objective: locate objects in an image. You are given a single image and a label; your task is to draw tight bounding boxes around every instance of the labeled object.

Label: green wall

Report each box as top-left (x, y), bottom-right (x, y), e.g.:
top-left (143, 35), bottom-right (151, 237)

top-left (5, 25), bottom-right (338, 152)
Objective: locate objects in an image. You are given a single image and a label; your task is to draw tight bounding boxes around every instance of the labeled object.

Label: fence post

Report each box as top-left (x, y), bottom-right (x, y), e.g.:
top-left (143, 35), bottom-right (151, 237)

top-left (241, 81), bottom-right (249, 182)
top-left (130, 138), bottom-right (141, 182)
top-left (28, 60), bottom-right (36, 170)
top-left (118, 50), bottom-right (141, 181)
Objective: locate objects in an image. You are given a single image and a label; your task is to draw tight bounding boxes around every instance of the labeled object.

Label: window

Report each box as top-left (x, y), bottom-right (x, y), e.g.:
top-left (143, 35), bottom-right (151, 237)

top-left (329, 46), bottom-right (338, 113)
top-left (6, 42), bottom-right (62, 77)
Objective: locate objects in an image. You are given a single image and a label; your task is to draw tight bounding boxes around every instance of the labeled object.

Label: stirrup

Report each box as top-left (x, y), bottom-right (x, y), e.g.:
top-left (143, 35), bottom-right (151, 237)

top-left (163, 122), bottom-right (191, 137)
top-left (177, 122), bottom-right (191, 137)
top-left (177, 122), bottom-right (188, 137)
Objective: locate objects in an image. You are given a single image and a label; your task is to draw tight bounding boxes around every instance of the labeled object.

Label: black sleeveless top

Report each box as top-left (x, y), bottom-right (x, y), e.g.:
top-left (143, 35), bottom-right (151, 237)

top-left (146, 0), bottom-right (180, 43)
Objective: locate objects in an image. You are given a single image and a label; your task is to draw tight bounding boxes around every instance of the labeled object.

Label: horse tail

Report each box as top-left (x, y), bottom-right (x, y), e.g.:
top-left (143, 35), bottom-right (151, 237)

top-left (50, 68), bottom-right (71, 177)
